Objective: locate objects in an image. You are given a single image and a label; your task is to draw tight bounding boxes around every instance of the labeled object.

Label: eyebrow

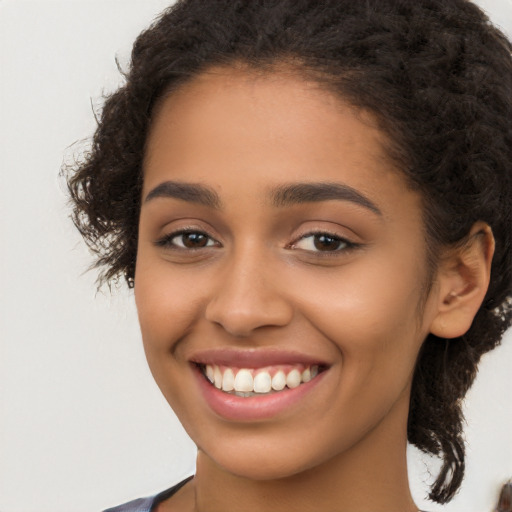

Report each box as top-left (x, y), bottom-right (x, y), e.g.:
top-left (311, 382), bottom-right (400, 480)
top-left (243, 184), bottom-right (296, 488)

top-left (144, 181), bottom-right (221, 209)
top-left (270, 182), bottom-right (382, 215)
top-left (144, 180), bottom-right (381, 215)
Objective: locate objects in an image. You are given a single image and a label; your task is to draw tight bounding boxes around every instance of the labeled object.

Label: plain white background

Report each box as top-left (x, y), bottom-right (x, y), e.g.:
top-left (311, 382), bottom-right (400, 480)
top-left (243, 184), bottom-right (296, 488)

top-left (0, 1), bottom-right (511, 511)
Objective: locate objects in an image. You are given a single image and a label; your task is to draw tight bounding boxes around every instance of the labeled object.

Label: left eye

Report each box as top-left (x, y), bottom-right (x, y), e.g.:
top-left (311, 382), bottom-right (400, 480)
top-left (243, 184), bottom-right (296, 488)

top-left (292, 233), bottom-right (352, 252)
top-left (157, 231), bottom-right (218, 249)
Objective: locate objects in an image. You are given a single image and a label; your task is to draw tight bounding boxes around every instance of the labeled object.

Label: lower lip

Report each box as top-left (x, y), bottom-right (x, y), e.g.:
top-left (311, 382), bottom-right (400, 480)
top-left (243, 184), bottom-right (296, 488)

top-left (192, 365), bottom-right (327, 421)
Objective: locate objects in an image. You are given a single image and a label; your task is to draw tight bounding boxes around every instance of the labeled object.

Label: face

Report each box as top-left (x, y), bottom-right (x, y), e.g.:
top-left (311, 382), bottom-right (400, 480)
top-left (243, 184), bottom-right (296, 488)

top-left (135, 68), bottom-right (441, 480)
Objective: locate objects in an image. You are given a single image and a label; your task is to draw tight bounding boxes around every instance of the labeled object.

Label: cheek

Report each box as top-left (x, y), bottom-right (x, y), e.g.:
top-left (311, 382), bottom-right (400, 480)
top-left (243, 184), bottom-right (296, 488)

top-left (135, 254), bottom-right (204, 349)
top-left (134, 260), bottom-right (198, 411)
top-left (290, 253), bottom-right (428, 383)
top-left (297, 261), bottom-right (424, 338)
top-left (134, 279), bottom-right (201, 419)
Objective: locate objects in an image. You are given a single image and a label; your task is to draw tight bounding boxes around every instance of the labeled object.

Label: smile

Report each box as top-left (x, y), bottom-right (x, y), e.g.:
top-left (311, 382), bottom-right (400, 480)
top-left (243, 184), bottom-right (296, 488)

top-left (189, 349), bottom-right (330, 420)
top-left (199, 364), bottom-right (321, 396)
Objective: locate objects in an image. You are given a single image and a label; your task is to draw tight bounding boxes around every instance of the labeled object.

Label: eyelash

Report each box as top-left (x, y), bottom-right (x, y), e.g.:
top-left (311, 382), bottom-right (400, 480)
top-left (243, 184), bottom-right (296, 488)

top-left (288, 231), bottom-right (360, 255)
top-left (155, 229), bottom-right (360, 255)
top-left (155, 229), bottom-right (220, 250)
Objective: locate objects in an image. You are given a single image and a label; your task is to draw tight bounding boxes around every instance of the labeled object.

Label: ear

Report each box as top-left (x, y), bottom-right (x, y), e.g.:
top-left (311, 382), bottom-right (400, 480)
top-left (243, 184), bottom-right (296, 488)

top-left (429, 222), bottom-right (495, 339)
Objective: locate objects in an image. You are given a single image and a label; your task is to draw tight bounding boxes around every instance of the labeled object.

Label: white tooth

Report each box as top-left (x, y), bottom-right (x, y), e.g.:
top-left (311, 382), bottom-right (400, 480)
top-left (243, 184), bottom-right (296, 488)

top-left (310, 365), bottom-right (319, 378)
top-left (271, 370), bottom-right (286, 391)
top-left (253, 371), bottom-right (272, 393)
top-left (213, 366), bottom-right (223, 389)
top-left (301, 368), bottom-right (311, 383)
top-left (222, 368), bottom-right (235, 391)
top-left (286, 369), bottom-right (301, 389)
top-left (205, 365), bottom-right (215, 383)
top-left (234, 369), bottom-right (254, 392)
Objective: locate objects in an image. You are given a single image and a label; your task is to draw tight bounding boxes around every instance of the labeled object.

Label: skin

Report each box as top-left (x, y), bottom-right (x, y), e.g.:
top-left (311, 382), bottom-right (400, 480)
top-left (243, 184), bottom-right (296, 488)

top-left (134, 67), bottom-right (490, 512)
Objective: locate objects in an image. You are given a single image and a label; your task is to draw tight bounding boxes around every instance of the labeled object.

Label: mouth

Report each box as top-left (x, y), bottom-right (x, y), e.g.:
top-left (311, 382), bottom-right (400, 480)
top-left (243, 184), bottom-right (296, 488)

top-left (189, 349), bottom-right (330, 420)
top-left (196, 363), bottom-right (326, 397)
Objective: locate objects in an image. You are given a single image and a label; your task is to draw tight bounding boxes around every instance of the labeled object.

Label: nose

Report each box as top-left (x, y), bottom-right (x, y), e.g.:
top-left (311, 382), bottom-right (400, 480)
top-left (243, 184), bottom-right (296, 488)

top-left (204, 249), bottom-right (294, 337)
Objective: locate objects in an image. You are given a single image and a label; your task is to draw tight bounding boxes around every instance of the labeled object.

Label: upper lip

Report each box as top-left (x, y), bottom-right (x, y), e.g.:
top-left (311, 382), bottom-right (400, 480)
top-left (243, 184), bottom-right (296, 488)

top-left (188, 348), bottom-right (328, 368)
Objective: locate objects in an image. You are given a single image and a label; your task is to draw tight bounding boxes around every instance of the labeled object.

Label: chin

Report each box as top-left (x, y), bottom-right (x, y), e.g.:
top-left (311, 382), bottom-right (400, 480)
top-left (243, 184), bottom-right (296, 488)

top-left (218, 458), bottom-right (311, 481)
top-left (199, 436), bottom-right (333, 482)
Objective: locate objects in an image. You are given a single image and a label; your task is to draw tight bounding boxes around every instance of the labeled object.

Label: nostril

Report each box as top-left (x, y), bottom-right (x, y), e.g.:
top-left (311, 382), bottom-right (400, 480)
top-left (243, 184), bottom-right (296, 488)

top-left (204, 290), bottom-right (294, 336)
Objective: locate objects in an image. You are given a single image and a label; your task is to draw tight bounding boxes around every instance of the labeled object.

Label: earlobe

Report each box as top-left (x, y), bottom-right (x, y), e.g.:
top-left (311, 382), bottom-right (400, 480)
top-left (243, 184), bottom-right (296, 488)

top-left (429, 222), bottom-right (495, 339)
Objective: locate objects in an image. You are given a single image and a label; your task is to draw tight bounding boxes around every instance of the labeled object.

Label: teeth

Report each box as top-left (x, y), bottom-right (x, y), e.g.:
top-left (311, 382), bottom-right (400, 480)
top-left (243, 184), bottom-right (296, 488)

top-left (234, 369), bottom-right (253, 392)
top-left (271, 371), bottom-right (286, 391)
top-left (202, 363), bottom-right (322, 395)
top-left (206, 365), bottom-right (215, 384)
top-left (222, 368), bottom-right (235, 392)
top-left (253, 372), bottom-right (272, 393)
top-left (214, 366), bottom-right (222, 389)
top-left (286, 369), bottom-right (301, 389)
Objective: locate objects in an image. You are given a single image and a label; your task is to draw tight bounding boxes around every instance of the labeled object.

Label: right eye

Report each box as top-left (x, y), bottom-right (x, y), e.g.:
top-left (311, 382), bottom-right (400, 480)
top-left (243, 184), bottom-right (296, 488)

top-left (155, 230), bottom-right (219, 250)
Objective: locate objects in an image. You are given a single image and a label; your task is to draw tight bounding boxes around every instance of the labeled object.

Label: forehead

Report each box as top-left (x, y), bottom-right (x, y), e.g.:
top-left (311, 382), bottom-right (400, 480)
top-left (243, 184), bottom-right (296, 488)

top-left (145, 66), bottom-right (389, 165)
top-left (143, 67), bottom-right (419, 220)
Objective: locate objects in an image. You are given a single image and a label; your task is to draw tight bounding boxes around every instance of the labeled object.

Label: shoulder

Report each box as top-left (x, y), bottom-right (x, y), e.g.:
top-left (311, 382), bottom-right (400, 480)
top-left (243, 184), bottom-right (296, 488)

top-left (102, 476), bottom-right (194, 512)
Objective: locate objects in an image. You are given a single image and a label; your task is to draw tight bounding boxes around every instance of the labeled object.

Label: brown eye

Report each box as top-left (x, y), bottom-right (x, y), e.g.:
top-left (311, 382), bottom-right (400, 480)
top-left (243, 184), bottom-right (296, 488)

top-left (313, 234), bottom-right (345, 251)
top-left (293, 233), bottom-right (353, 252)
top-left (181, 232), bottom-right (210, 248)
top-left (156, 230), bottom-right (218, 249)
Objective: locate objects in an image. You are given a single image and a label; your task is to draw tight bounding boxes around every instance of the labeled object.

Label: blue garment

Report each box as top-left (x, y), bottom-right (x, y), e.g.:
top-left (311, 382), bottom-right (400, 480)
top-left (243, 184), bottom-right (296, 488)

top-left (103, 475), bottom-right (429, 511)
top-left (103, 476), bottom-right (193, 512)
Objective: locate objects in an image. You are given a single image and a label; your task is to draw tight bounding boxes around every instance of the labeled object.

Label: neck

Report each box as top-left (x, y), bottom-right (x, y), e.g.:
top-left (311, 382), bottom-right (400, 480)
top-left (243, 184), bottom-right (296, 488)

top-left (191, 394), bottom-right (418, 512)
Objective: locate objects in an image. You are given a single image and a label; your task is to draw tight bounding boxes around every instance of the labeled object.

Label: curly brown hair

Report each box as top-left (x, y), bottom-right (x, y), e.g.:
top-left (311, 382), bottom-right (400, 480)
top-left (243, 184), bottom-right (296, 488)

top-left (66, 0), bottom-right (512, 503)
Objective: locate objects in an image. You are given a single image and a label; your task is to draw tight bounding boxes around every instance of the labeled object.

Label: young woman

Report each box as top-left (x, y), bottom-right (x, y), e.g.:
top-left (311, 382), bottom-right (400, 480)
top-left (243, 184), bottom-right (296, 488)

top-left (66, 1), bottom-right (512, 511)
